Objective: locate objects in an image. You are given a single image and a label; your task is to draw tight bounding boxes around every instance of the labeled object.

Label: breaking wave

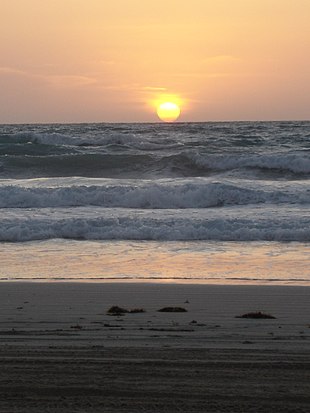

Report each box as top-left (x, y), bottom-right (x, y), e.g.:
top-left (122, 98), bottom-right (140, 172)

top-left (0, 206), bottom-right (308, 242)
top-left (0, 179), bottom-right (309, 209)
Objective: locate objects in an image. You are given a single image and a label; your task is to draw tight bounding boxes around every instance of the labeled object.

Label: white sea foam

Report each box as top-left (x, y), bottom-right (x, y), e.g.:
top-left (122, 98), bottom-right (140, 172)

top-left (0, 205), bottom-right (308, 242)
top-left (0, 178), bottom-right (309, 208)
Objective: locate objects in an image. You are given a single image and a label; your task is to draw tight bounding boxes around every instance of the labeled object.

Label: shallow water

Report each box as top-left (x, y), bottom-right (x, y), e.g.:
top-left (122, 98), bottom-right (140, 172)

top-left (1, 240), bottom-right (309, 285)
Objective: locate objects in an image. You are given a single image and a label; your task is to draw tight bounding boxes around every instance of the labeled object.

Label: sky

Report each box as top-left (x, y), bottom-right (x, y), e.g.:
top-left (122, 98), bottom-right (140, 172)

top-left (1, 0), bottom-right (310, 123)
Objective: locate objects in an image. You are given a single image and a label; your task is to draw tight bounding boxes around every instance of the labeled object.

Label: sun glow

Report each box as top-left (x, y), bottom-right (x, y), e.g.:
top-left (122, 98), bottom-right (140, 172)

top-left (156, 102), bottom-right (181, 122)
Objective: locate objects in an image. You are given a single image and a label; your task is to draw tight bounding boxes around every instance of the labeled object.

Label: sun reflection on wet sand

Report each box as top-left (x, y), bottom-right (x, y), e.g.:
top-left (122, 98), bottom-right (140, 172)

top-left (1, 240), bottom-right (309, 285)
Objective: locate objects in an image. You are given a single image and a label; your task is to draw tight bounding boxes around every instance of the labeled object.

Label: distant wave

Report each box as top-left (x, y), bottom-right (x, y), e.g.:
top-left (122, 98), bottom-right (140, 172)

top-left (0, 179), bottom-right (309, 209)
top-left (188, 152), bottom-right (310, 175)
top-left (0, 151), bottom-right (309, 179)
top-left (0, 131), bottom-right (183, 150)
top-left (1, 125), bottom-right (310, 179)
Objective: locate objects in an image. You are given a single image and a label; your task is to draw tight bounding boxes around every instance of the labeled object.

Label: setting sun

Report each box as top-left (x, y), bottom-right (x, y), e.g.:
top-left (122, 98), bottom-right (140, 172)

top-left (157, 102), bottom-right (181, 122)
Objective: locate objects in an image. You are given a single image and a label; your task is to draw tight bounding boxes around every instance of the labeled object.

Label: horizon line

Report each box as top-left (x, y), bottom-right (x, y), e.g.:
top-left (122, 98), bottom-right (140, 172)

top-left (1, 119), bottom-right (310, 126)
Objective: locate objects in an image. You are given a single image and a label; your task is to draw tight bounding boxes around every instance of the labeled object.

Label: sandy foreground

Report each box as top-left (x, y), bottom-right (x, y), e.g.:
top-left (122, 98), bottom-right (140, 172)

top-left (0, 282), bottom-right (309, 412)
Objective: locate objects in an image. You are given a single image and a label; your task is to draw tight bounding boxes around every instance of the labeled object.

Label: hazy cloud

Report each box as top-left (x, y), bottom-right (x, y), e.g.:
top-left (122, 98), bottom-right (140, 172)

top-left (44, 74), bottom-right (97, 88)
top-left (142, 86), bottom-right (167, 91)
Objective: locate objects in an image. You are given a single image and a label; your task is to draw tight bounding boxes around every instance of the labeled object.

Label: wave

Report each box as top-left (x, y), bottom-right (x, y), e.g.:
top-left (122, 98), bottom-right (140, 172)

top-left (0, 179), bottom-right (309, 209)
top-left (0, 153), bottom-right (157, 179)
top-left (0, 206), bottom-right (308, 242)
top-left (0, 131), bottom-right (183, 150)
top-left (1, 150), bottom-right (309, 179)
top-left (1, 125), bottom-right (310, 179)
top-left (0, 131), bottom-right (87, 147)
top-left (181, 152), bottom-right (310, 175)
top-left (1, 121), bottom-right (309, 151)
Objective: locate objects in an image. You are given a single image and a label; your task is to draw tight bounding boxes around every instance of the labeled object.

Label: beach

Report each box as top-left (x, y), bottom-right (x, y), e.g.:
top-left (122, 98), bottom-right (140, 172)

top-left (1, 282), bottom-right (309, 412)
top-left (0, 122), bottom-right (309, 411)
top-left (2, 0), bottom-right (310, 409)
top-left (1, 0), bottom-right (310, 406)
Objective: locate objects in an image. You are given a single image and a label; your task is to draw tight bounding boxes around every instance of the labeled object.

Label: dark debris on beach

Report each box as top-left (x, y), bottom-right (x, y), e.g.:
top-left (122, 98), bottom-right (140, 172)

top-left (158, 307), bottom-right (188, 313)
top-left (107, 306), bottom-right (145, 316)
top-left (236, 311), bottom-right (276, 319)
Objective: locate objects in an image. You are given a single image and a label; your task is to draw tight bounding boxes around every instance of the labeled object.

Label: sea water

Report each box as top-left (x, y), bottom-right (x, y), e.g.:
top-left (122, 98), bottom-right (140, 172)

top-left (0, 122), bottom-right (309, 284)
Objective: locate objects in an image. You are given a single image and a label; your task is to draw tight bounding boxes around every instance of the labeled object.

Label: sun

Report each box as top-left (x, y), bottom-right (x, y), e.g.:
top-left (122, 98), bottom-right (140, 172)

top-left (157, 102), bottom-right (181, 122)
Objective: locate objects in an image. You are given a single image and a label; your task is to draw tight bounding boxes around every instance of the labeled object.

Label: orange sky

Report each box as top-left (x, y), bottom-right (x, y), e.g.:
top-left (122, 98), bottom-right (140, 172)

top-left (1, 0), bottom-right (309, 123)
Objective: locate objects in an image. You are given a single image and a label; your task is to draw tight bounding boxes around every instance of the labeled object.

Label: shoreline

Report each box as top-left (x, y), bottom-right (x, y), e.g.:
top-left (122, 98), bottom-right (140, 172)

top-left (1, 239), bottom-right (309, 286)
top-left (2, 278), bottom-right (310, 286)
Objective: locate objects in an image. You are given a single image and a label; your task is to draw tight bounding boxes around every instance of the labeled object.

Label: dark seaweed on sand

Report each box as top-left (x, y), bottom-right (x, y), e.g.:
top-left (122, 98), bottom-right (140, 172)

top-left (107, 306), bottom-right (128, 315)
top-left (107, 306), bottom-right (145, 315)
top-left (236, 311), bottom-right (276, 319)
top-left (158, 307), bottom-right (187, 313)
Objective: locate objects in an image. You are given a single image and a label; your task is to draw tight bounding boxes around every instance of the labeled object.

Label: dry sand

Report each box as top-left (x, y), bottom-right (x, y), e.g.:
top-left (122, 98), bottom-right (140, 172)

top-left (0, 282), bottom-right (309, 412)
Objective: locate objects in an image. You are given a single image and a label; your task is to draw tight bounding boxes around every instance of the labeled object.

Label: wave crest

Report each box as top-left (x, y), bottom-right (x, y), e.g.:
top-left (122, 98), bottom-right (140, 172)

top-left (0, 179), bottom-right (309, 209)
top-left (0, 206), bottom-right (308, 242)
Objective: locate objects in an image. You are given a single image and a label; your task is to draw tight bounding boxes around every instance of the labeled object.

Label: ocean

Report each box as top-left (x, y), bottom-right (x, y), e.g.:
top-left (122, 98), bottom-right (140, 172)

top-left (0, 121), bottom-right (309, 284)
